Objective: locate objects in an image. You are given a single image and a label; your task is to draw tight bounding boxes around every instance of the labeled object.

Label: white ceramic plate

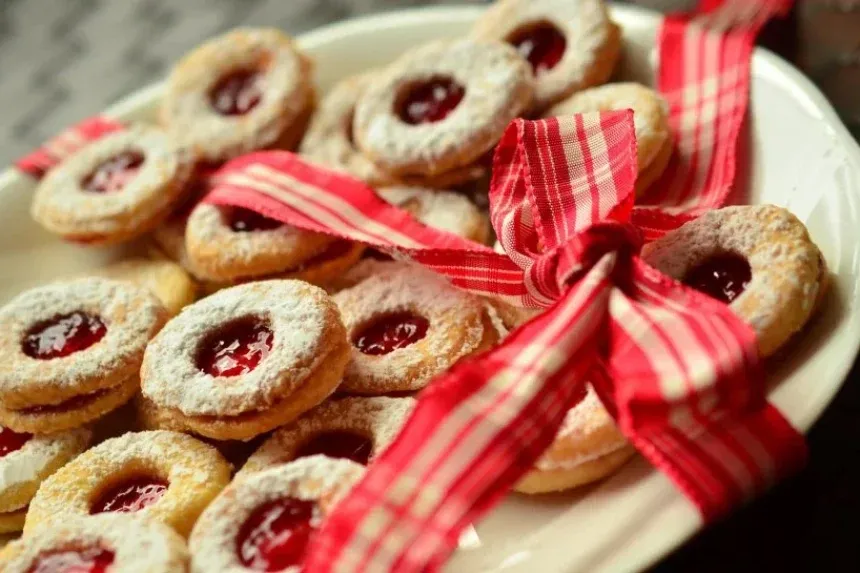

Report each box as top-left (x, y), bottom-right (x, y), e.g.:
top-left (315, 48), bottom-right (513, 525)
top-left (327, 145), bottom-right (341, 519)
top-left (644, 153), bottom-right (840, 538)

top-left (2, 5), bottom-right (859, 573)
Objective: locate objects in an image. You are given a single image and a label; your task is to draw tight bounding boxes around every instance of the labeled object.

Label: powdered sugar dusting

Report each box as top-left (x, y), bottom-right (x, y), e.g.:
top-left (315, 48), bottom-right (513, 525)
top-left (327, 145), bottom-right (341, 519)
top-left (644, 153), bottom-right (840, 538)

top-left (190, 456), bottom-right (363, 573)
top-left (334, 265), bottom-right (491, 393)
top-left (31, 126), bottom-right (194, 240)
top-left (25, 430), bottom-right (230, 536)
top-left (377, 186), bottom-right (490, 244)
top-left (185, 203), bottom-right (332, 281)
top-left (161, 28), bottom-right (314, 162)
top-left (299, 72), bottom-right (396, 186)
top-left (0, 277), bottom-right (166, 408)
top-left (0, 428), bottom-right (91, 510)
top-left (4, 513), bottom-right (188, 573)
top-left (354, 39), bottom-right (534, 176)
top-left (471, 0), bottom-right (619, 110)
top-left (239, 396), bottom-right (415, 477)
top-left (141, 280), bottom-right (341, 416)
top-left (641, 205), bottom-right (825, 356)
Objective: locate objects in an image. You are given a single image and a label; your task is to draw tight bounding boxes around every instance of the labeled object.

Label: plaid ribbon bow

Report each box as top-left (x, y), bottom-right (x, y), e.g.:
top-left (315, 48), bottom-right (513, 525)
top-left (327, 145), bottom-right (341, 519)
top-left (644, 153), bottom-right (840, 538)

top-left (198, 109), bottom-right (805, 573)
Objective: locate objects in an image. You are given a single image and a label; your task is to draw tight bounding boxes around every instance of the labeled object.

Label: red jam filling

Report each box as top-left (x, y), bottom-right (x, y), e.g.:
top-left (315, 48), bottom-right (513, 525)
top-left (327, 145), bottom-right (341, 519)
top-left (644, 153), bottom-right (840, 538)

top-left (82, 151), bottom-right (145, 193)
top-left (236, 497), bottom-right (321, 571)
top-left (295, 430), bottom-right (373, 465)
top-left (293, 241), bottom-right (353, 270)
top-left (28, 547), bottom-right (115, 573)
top-left (0, 427), bottom-right (32, 458)
top-left (228, 207), bottom-right (284, 232)
top-left (683, 253), bottom-right (752, 305)
top-left (508, 22), bottom-right (567, 74)
top-left (210, 70), bottom-right (262, 116)
top-left (19, 389), bottom-right (110, 415)
top-left (23, 312), bottom-right (107, 360)
top-left (90, 475), bottom-right (168, 514)
top-left (196, 317), bottom-right (274, 377)
top-left (397, 77), bottom-right (465, 125)
top-left (354, 312), bottom-right (429, 356)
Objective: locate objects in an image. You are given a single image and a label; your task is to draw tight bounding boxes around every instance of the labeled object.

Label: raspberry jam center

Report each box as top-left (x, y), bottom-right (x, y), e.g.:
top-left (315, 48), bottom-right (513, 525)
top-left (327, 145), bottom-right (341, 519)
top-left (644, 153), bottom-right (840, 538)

top-left (23, 312), bottom-right (107, 360)
top-left (196, 317), bottom-right (274, 377)
top-left (683, 253), bottom-right (752, 305)
top-left (236, 497), bottom-right (320, 571)
top-left (0, 427), bottom-right (32, 458)
top-left (228, 207), bottom-right (283, 232)
top-left (90, 475), bottom-right (168, 514)
top-left (28, 547), bottom-right (115, 573)
top-left (210, 70), bottom-right (262, 116)
top-left (354, 312), bottom-right (429, 356)
top-left (82, 151), bottom-right (145, 193)
top-left (296, 431), bottom-right (373, 465)
top-left (508, 22), bottom-right (567, 74)
top-left (397, 77), bottom-right (465, 125)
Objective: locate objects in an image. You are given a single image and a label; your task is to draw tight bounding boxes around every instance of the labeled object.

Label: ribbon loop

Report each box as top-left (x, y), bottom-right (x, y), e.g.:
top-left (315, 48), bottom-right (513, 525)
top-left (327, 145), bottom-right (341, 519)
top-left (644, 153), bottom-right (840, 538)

top-left (492, 111), bottom-right (641, 305)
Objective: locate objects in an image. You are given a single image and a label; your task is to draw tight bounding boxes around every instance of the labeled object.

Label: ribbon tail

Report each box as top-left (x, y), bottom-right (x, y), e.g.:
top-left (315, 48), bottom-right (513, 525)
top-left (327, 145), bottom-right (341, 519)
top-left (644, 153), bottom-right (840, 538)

top-left (631, 402), bottom-right (807, 520)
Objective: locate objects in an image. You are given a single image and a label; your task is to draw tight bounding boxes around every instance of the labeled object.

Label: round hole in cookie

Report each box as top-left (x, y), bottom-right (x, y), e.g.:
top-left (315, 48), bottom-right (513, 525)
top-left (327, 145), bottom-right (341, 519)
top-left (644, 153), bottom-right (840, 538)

top-left (353, 311), bottom-right (430, 356)
top-left (507, 21), bottom-right (567, 75)
top-left (195, 316), bottom-right (274, 377)
top-left (227, 207), bottom-right (284, 233)
top-left (22, 311), bottom-right (107, 360)
top-left (0, 426), bottom-right (32, 458)
top-left (81, 150), bottom-right (145, 194)
top-left (395, 76), bottom-right (466, 125)
top-left (295, 430), bottom-right (373, 466)
top-left (236, 497), bottom-right (322, 571)
top-left (29, 546), bottom-right (115, 573)
top-left (209, 69), bottom-right (263, 116)
top-left (90, 474), bottom-right (169, 515)
top-left (683, 252), bottom-right (752, 305)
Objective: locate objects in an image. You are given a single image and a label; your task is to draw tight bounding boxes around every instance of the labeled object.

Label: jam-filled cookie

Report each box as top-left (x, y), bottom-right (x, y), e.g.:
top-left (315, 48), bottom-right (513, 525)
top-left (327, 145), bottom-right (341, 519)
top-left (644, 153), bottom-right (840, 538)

top-left (353, 39), bottom-right (533, 180)
top-left (238, 396), bottom-right (414, 477)
top-left (190, 456), bottom-right (363, 572)
top-left (2, 514), bottom-right (189, 573)
top-left (515, 386), bottom-right (634, 493)
top-left (334, 264), bottom-right (498, 394)
top-left (184, 203), bottom-right (362, 283)
top-left (140, 280), bottom-right (351, 441)
top-left (90, 258), bottom-right (197, 317)
top-left (30, 126), bottom-right (195, 245)
top-left (472, 0), bottom-right (622, 111)
top-left (0, 427), bottom-right (91, 533)
top-left (0, 278), bottom-right (167, 434)
top-left (300, 73), bottom-right (487, 189)
top-left (300, 72), bottom-right (395, 187)
top-left (24, 430), bottom-right (231, 537)
top-left (545, 82), bottom-right (671, 194)
top-left (642, 205), bottom-right (827, 357)
top-left (161, 28), bottom-right (315, 163)
top-left (377, 186), bottom-right (492, 244)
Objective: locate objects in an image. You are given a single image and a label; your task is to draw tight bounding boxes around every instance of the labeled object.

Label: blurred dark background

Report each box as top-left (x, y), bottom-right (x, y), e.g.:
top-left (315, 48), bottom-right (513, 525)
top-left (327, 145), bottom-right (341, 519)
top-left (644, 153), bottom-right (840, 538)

top-left (0, 1), bottom-right (858, 571)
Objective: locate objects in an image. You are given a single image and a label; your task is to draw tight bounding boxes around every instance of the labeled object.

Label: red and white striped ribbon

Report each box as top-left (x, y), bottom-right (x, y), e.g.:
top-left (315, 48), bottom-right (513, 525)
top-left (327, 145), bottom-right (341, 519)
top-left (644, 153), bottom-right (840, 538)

top-left (202, 111), bottom-right (805, 573)
top-left (14, 117), bottom-right (124, 179)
